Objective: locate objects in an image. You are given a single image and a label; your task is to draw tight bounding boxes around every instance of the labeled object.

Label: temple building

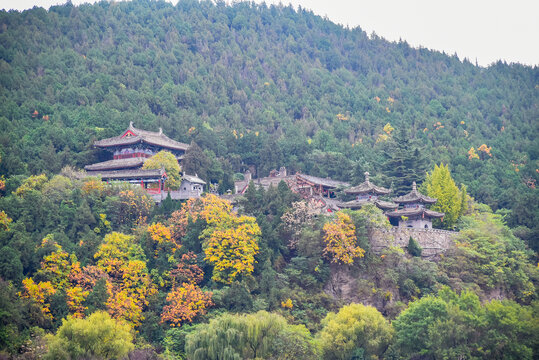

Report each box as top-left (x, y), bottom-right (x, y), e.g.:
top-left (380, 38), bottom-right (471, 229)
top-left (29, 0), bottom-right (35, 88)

top-left (386, 182), bottom-right (444, 229)
top-left (339, 172), bottom-right (397, 211)
top-left (234, 167), bottom-right (293, 194)
top-left (178, 174), bottom-right (206, 199)
top-left (85, 122), bottom-right (189, 173)
top-left (85, 122), bottom-right (196, 201)
top-left (295, 174), bottom-right (350, 198)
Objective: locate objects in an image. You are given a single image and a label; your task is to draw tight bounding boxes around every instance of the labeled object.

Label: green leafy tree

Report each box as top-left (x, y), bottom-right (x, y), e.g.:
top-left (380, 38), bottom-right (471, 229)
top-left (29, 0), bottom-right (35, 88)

top-left (479, 299), bottom-right (538, 359)
top-left (392, 288), bottom-right (471, 358)
top-left (393, 287), bottom-right (537, 359)
top-left (44, 311), bottom-right (134, 360)
top-left (142, 151), bottom-right (182, 189)
top-left (439, 210), bottom-right (537, 303)
top-left (318, 303), bottom-right (393, 360)
top-left (421, 163), bottom-right (466, 229)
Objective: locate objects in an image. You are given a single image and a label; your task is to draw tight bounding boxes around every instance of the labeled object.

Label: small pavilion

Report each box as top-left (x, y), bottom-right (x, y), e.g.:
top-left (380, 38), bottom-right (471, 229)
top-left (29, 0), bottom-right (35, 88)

top-left (386, 182), bottom-right (444, 229)
top-left (340, 172), bottom-right (397, 211)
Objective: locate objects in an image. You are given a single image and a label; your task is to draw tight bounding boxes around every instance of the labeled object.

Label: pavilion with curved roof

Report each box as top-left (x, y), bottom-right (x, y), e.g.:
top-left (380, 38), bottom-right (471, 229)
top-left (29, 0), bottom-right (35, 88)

top-left (385, 182), bottom-right (444, 229)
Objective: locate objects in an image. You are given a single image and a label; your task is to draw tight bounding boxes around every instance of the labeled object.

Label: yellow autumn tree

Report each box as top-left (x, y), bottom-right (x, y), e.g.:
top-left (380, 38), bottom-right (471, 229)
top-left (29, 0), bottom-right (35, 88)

top-left (0, 211), bottom-right (12, 231)
top-left (36, 243), bottom-right (75, 289)
top-left (203, 215), bottom-right (261, 284)
top-left (142, 151), bottom-right (182, 189)
top-left (169, 194), bottom-right (233, 240)
top-left (170, 194), bottom-right (260, 284)
top-left (94, 232), bottom-right (156, 327)
top-left (28, 237), bottom-right (90, 318)
top-left (14, 174), bottom-right (48, 196)
top-left (421, 163), bottom-right (467, 229)
top-left (323, 212), bottom-right (364, 265)
top-left (147, 222), bottom-right (180, 257)
top-left (20, 278), bottom-right (56, 320)
top-left (383, 122), bottom-right (394, 135)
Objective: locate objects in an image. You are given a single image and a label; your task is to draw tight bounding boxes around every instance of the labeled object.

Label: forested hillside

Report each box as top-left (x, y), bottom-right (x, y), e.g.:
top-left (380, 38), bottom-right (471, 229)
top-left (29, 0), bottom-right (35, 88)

top-left (0, 0), bottom-right (537, 233)
top-left (0, 1), bottom-right (538, 358)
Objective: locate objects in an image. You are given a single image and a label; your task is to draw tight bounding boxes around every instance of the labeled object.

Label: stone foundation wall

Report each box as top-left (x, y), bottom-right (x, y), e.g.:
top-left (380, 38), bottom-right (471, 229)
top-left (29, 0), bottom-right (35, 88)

top-left (369, 227), bottom-right (458, 258)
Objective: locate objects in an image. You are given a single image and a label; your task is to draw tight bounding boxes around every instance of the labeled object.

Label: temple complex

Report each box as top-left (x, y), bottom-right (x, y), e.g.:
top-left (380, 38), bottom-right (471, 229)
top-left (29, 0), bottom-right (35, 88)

top-left (339, 172), bottom-right (397, 211)
top-left (386, 182), bottom-right (444, 229)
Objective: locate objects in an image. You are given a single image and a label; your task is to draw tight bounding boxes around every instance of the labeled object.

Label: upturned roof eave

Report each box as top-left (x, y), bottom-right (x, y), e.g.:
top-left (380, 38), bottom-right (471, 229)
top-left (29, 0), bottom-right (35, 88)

top-left (386, 208), bottom-right (445, 218)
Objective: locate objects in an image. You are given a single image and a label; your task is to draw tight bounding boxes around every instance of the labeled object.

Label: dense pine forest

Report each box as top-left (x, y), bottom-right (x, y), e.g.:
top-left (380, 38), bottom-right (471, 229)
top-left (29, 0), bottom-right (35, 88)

top-left (0, 0), bottom-right (537, 358)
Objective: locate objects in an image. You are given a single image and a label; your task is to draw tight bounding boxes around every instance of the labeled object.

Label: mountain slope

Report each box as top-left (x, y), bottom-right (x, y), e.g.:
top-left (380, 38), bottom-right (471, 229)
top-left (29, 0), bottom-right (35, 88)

top-left (0, 0), bottom-right (537, 232)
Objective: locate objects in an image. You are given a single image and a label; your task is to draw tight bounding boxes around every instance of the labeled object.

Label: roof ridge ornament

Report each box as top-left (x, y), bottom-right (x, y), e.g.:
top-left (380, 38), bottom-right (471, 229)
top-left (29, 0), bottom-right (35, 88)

top-left (412, 181), bottom-right (417, 192)
top-left (159, 127), bottom-right (163, 135)
top-left (364, 171), bottom-right (370, 182)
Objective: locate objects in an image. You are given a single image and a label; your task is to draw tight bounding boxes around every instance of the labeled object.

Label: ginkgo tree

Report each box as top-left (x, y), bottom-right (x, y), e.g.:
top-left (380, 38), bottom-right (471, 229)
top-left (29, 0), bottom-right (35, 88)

top-left (142, 151), bottom-right (182, 189)
top-left (421, 163), bottom-right (467, 229)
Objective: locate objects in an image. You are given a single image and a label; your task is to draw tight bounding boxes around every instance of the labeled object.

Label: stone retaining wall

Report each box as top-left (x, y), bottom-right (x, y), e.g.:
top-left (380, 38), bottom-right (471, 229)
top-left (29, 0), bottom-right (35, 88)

top-left (369, 227), bottom-right (458, 258)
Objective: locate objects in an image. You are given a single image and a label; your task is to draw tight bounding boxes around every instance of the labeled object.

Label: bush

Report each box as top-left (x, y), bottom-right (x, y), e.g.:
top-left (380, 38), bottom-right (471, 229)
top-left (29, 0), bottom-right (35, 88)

top-left (406, 236), bottom-right (422, 257)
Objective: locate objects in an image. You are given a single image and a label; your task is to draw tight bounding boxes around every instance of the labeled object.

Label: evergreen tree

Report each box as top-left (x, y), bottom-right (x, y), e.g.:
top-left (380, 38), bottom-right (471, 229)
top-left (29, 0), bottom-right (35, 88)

top-left (181, 142), bottom-right (210, 181)
top-left (383, 129), bottom-right (427, 196)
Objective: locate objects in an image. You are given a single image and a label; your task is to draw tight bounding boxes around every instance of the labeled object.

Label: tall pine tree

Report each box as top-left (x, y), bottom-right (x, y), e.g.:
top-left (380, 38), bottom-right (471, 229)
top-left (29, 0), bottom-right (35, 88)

top-left (383, 128), bottom-right (427, 196)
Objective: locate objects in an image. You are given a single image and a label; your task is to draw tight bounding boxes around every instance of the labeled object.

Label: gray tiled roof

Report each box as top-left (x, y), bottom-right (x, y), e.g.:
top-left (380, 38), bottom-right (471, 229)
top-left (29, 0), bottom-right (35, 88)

top-left (86, 167), bottom-right (166, 180)
top-left (339, 198), bottom-right (398, 210)
top-left (386, 207), bottom-right (444, 218)
top-left (296, 174), bottom-right (350, 188)
top-left (182, 174), bottom-right (206, 185)
top-left (84, 157), bottom-right (146, 171)
top-left (94, 122), bottom-right (189, 151)
top-left (392, 182), bottom-right (437, 204)
top-left (344, 172), bottom-right (391, 195)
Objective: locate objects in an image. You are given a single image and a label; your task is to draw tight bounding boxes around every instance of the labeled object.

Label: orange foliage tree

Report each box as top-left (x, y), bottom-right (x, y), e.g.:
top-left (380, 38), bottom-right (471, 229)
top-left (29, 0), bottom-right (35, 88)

top-left (161, 252), bottom-right (212, 327)
top-left (161, 282), bottom-right (213, 327)
top-left (477, 144), bottom-right (492, 159)
top-left (468, 147), bottom-right (479, 160)
top-left (322, 212), bottom-right (365, 265)
top-left (28, 237), bottom-right (89, 318)
top-left (170, 252), bottom-right (204, 287)
top-left (116, 189), bottom-right (154, 226)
